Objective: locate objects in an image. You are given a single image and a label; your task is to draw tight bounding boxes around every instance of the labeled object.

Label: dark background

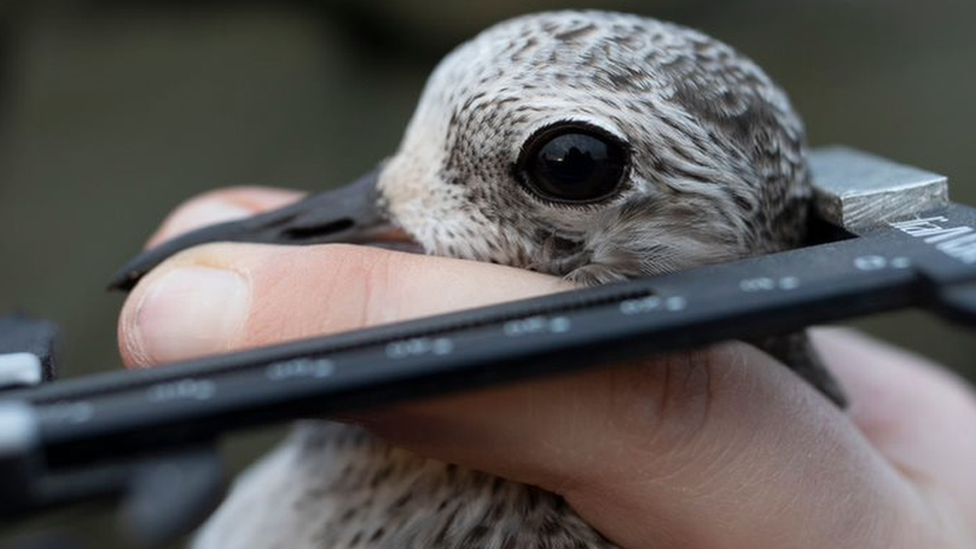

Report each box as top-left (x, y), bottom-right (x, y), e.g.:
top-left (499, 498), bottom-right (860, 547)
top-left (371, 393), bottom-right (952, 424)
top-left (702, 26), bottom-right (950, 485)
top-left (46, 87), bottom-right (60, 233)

top-left (1, 0), bottom-right (974, 546)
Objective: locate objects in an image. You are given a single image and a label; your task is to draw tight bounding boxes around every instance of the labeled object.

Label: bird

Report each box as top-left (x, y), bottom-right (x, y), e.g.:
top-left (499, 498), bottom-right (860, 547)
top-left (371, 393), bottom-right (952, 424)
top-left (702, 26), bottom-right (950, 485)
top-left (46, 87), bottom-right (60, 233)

top-left (111, 10), bottom-right (845, 548)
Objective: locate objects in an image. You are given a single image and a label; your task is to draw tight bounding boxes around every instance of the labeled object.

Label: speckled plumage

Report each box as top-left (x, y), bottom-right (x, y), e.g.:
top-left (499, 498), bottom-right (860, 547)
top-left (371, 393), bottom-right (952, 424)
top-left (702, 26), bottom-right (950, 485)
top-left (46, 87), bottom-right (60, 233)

top-left (380, 11), bottom-right (809, 285)
top-left (194, 11), bottom-right (825, 549)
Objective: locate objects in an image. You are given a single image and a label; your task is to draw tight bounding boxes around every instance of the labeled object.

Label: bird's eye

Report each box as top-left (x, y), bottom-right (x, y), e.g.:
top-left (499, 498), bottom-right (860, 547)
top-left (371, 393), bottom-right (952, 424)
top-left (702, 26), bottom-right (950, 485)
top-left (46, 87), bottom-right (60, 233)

top-left (518, 124), bottom-right (628, 203)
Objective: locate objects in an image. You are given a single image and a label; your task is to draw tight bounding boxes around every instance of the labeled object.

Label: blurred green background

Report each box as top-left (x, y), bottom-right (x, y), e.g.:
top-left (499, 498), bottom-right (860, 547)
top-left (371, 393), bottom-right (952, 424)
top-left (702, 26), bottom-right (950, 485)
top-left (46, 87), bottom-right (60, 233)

top-left (0, 0), bottom-right (973, 546)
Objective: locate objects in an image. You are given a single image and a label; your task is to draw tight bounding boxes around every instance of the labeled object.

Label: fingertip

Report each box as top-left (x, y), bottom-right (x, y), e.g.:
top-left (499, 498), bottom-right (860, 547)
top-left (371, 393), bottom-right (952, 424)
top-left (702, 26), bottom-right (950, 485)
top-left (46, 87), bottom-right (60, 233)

top-left (119, 263), bottom-right (251, 368)
top-left (145, 186), bottom-right (306, 249)
top-left (809, 327), bottom-right (976, 435)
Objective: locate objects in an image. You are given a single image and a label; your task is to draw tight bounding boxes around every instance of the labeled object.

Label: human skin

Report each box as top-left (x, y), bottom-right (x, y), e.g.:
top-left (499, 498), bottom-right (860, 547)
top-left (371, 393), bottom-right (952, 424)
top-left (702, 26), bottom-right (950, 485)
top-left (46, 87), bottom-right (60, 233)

top-left (118, 187), bottom-right (976, 549)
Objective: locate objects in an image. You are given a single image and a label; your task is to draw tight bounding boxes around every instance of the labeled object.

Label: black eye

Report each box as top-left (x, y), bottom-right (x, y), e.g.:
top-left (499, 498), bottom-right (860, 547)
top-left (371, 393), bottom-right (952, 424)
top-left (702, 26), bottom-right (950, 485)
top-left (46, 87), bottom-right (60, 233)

top-left (519, 124), bottom-right (628, 203)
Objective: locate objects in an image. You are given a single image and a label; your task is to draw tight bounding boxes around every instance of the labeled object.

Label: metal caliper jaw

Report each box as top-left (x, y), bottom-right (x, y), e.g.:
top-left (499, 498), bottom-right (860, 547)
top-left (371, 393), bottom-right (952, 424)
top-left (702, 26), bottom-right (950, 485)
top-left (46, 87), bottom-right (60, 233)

top-left (0, 147), bottom-right (964, 546)
top-left (809, 146), bottom-right (949, 233)
top-left (810, 147), bottom-right (976, 324)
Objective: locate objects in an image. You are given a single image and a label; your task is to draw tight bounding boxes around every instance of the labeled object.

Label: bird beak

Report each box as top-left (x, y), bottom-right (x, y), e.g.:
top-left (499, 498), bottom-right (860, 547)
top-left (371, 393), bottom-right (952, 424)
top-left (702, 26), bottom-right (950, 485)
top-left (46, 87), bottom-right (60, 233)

top-left (108, 167), bottom-right (412, 291)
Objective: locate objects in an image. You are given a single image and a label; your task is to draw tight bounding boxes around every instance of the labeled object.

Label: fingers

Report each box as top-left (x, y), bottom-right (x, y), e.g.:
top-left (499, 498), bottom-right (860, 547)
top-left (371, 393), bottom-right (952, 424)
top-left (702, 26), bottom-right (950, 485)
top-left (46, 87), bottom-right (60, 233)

top-left (124, 186), bottom-right (571, 365)
top-left (361, 342), bottom-right (933, 549)
top-left (118, 242), bottom-right (570, 366)
top-left (812, 328), bottom-right (976, 534)
top-left (145, 186), bottom-right (305, 249)
top-left (119, 189), bottom-right (976, 549)
top-left (117, 233), bottom-right (949, 548)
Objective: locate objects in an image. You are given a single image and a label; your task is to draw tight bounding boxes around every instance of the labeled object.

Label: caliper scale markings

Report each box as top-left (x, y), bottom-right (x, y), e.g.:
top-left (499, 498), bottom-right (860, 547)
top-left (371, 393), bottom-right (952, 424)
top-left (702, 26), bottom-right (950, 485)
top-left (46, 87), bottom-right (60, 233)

top-left (5, 149), bottom-right (976, 506)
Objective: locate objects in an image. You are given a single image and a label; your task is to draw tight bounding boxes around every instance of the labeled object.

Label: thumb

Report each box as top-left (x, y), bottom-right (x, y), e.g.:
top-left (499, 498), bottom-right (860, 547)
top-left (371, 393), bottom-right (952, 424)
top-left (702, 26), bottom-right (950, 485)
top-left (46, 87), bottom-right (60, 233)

top-left (118, 242), bottom-right (570, 366)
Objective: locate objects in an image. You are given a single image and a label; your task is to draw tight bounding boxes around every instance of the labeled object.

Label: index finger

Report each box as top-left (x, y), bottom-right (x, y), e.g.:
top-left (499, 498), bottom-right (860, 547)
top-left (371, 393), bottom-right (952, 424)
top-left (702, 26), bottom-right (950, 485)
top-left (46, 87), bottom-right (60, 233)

top-left (144, 186), bottom-right (304, 249)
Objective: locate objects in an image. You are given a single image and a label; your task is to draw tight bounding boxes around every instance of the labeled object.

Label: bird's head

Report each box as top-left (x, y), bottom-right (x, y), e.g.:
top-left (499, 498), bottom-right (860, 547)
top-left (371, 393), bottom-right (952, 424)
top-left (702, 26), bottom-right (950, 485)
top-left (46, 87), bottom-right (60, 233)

top-left (110, 11), bottom-right (810, 290)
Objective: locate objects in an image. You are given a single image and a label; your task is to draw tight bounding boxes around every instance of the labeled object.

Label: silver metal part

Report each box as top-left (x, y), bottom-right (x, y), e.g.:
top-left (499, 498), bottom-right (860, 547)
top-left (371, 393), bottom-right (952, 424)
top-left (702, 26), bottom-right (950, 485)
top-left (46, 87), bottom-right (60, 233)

top-left (0, 352), bottom-right (43, 389)
top-left (0, 401), bottom-right (38, 455)
top-left (809, 146), bottom-right (949, 231)
top-left (0, 401), bottom-right (40, 511)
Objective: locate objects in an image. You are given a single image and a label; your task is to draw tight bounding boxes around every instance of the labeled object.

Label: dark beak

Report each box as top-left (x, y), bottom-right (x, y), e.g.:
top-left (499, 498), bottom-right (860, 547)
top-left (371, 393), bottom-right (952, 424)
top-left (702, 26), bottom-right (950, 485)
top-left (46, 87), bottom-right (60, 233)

top-left (108, 168), bottom-right (398, 291)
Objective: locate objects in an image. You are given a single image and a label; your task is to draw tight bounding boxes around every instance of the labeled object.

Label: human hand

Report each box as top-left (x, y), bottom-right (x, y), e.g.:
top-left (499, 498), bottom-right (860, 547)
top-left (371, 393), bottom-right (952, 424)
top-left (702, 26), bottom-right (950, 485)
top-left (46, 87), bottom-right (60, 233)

top-left (118, 187), bottom-right (976, 549)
